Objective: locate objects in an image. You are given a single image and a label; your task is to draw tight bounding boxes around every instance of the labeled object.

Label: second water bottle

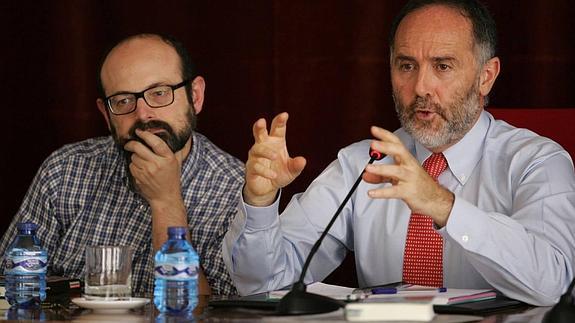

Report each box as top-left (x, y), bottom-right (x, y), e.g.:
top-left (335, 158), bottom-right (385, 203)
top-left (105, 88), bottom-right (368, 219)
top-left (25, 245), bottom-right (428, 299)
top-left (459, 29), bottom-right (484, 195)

top-left (154, 226), bottom-right (199, 315)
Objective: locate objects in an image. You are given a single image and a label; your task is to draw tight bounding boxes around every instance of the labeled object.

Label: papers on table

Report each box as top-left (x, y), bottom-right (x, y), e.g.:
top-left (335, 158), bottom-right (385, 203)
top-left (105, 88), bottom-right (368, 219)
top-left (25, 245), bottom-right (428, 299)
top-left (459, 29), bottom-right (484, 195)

top-left (364, 284), bottom-right (497, 305)
top-left (269, 282), bottom-right (356, 300)
top-left (268, 282), bottom-right (496, 305)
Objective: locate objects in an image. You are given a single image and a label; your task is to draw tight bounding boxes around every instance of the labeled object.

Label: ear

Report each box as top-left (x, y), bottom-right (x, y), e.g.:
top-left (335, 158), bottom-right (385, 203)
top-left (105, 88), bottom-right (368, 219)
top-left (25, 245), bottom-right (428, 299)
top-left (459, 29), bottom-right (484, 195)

top-left (96, 98), bottom-right (112, 131)
top-left (190, 76), bottom-right (206, 115)
top-left (478, 57), bottom-right (500, 97)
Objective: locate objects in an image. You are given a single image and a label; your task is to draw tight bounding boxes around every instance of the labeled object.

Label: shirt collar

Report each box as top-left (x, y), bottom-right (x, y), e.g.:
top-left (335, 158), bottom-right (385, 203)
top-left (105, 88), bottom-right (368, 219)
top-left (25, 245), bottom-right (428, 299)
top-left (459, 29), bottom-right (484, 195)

top-left (414, 110), bottom-right (490, 185)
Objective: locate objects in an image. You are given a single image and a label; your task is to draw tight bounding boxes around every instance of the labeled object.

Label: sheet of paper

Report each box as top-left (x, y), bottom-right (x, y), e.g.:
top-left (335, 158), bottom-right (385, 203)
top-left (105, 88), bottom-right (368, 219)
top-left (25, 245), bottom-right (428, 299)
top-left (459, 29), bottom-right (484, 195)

top-left (268, 282), bottom-right (495, 305)
top-left (269, 282), bottom-right (356, 300)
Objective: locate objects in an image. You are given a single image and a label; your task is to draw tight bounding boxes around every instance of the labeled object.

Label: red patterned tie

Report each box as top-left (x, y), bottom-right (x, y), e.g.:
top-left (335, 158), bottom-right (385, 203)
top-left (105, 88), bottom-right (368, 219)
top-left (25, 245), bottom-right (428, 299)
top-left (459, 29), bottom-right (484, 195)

top-left (402, 153), bottom-right (448, 287)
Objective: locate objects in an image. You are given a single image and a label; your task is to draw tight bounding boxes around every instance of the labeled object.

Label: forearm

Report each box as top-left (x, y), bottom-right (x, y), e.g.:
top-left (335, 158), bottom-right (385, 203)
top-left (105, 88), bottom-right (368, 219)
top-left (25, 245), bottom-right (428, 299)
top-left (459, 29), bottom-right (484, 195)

top-left (197, 269), bottom-right (211, 296)
top-left (224, 188), bottom-right (350, 295)
top-left (444, 196), bottom-right (575, 305)
top-left (223, 198), bottom-right (290, 295)
top-left (150, 198), bottom-right (189, 251)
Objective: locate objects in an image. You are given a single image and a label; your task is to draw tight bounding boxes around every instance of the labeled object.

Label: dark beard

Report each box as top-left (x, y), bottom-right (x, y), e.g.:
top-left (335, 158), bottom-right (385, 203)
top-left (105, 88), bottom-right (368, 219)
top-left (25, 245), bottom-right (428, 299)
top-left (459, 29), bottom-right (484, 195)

top-left (111, 109), bottom-right (197, 191)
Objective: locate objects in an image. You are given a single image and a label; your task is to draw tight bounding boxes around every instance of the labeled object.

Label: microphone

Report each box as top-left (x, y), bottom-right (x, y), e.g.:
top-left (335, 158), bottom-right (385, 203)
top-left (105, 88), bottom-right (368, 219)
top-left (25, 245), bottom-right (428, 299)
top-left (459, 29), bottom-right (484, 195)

top-left (276, 147), bottom-right (385, 315)
top-left (543, 276), bottom-right (575, 323)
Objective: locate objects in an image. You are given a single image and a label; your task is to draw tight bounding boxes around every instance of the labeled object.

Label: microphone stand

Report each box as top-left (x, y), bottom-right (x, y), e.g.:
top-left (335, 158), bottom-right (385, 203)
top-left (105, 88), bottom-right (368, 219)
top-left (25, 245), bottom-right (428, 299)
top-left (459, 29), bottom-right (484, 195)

top-left (276, 150), bottom-right (384, 315)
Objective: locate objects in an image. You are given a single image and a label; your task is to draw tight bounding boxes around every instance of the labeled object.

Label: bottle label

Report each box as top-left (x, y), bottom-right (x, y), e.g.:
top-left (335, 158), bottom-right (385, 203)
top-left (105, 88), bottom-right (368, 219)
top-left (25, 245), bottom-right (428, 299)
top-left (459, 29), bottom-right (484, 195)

top-left (5, 255), bottom-right (47, 274)
top-left (154, 263), bottom-right (198, 281)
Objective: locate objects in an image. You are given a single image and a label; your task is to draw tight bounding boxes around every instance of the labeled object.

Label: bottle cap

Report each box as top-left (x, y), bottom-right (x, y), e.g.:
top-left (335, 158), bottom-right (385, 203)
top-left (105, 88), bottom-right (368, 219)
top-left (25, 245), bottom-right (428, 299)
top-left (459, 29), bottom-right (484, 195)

top-left (168, 226), bottom-right (187, 236)
top-left (17, 222), bottom-right (38, 231)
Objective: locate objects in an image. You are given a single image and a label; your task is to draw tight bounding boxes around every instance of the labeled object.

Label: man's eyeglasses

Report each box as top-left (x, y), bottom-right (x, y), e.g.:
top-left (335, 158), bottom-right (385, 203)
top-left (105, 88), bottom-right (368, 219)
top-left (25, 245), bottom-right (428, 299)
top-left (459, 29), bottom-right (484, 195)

top-left (105, 80), bottom-right (189, 115)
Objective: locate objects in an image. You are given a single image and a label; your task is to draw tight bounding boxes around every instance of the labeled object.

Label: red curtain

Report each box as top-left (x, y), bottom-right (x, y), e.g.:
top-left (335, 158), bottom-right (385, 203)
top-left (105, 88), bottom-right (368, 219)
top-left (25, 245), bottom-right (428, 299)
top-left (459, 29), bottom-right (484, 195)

top-left (1, 1), bottom-right (574, 283)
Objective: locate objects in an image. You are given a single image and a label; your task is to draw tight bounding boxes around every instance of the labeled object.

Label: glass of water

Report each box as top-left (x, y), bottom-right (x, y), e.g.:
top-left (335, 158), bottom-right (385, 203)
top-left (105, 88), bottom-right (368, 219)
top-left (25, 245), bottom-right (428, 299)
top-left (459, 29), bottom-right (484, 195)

top-left (84, 245), bottom-right (132, 301)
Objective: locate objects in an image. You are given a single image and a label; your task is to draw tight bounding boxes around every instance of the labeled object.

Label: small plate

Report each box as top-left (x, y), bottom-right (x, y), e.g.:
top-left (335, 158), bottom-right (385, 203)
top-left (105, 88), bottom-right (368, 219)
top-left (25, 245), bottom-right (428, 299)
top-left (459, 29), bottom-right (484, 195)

top-left (71, 297), bottom-right (150, 313)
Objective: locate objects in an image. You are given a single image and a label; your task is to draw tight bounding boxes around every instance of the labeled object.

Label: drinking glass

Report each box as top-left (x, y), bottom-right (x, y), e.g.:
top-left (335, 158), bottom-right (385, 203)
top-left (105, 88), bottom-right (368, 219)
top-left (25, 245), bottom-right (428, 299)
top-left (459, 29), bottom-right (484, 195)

top-left (84, 245), bottom-right (132, 301)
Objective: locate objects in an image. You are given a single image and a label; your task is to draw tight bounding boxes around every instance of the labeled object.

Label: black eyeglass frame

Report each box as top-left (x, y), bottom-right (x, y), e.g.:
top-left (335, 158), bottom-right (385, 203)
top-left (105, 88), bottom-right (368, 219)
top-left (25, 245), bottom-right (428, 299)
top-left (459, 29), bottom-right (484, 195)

top-left (104, 79), bottom-right (189, 115)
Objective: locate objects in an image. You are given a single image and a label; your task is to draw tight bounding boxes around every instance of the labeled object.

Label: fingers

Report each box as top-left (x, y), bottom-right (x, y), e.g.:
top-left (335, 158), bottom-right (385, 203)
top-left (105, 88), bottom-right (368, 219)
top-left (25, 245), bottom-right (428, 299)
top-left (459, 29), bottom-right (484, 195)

top-left (252, 118), bottom-right (268, 143)
top-left (251, 112), bottom-right (289, 144)
top-left (269, 112), bottom-right (289, 138)
top-left (364, 164), bottom-right (403, 182)
top-left (362, 171), bottom-right (393, 185)
top-left (367, 185), bottom-right (400, 199)
top-left (249, 143), bottom-right (278, 161)
top-left (244, 112), bottom-right (302, 206)
top-left (249, 161), bottom-right (278, 180)
top-left (363, 163), bottom-right (403, 200)
top-left (288, 156), bottom-right (307, 177)
top-left (370, 126), bottom-right (401, 144)
top-left (246, 144), bottom-right (278, 180)
top-left (124, 129), bottom-right (172, 159)
top-left (369, 126), bottom-right (417, 167)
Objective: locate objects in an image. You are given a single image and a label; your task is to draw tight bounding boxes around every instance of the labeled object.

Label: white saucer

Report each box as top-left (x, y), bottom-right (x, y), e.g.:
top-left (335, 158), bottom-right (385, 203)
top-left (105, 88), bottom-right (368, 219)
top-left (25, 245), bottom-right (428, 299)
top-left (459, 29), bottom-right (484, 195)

top-left (71, 297), bottom-right (150, 313)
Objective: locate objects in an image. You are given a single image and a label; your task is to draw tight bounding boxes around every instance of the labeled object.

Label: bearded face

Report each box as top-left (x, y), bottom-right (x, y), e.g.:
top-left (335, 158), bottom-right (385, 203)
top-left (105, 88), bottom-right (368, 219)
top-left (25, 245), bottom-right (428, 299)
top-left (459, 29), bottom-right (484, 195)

top-left (111, 108), bottom-right (196, 153)
top-left (110, 108), bottom-right (197, 188)
top-left (394, 77), bottom-right (482, 150)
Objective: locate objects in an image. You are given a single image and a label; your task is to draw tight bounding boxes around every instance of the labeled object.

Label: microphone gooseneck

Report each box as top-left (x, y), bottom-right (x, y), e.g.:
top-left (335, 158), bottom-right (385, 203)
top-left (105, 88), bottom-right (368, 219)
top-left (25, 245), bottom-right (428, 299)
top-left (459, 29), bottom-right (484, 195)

top-left (276, 148), bottom-right (385, 315)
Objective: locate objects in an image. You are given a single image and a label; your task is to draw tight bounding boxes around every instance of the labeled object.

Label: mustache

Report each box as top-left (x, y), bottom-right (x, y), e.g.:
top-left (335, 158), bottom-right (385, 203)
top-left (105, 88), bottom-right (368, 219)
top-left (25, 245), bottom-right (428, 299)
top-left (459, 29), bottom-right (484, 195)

top-left (115, 120), bottom-right (177, 151)
top-left (408, 96), bottom-right (447, 120)
top-left (127, 120), bottom-right (174, 141)
top-left (412, 96), bottom-right (439, 111)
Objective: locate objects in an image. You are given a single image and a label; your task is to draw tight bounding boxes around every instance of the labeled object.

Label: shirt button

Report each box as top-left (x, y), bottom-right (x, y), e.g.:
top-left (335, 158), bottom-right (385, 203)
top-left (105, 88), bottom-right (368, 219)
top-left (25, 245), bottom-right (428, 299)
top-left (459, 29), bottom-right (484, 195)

top-left (139, 205), bottom-right (146, 211)
top-left (460, 174), bottom-right (466, 181)
top-left (462, 235), bottom-right (469, 242)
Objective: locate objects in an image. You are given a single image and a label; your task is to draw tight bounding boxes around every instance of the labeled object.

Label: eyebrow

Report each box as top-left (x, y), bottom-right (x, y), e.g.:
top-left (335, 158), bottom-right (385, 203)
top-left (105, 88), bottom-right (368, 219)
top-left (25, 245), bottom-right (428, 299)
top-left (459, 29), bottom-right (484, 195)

top-left (393, 54), bottom-right (458, 64)
top-left (394, 54), bottom-right (416, 62)
top-left (108, 82), bottom-right (167, 97)
top-left (432, 56), bottom-right (458, 63)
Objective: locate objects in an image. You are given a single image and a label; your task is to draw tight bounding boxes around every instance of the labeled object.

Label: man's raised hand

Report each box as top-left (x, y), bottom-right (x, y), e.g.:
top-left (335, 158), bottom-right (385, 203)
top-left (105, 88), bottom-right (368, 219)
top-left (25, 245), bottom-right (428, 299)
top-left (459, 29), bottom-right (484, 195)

top-left (243, 112), bottom-right (306, 207)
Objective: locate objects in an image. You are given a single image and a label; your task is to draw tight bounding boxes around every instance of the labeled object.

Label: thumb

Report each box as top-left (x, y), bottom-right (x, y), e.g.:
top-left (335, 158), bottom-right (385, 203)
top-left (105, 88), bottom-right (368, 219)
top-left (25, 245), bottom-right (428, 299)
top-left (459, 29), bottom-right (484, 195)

top-left (288, 156), bottom-right (307, 177)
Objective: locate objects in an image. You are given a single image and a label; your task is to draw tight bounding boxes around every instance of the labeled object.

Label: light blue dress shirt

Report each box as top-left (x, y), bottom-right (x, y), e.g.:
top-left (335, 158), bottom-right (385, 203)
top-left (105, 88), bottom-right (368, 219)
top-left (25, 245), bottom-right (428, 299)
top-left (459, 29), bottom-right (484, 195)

top-left (223, 111), bottom-right (575, 305)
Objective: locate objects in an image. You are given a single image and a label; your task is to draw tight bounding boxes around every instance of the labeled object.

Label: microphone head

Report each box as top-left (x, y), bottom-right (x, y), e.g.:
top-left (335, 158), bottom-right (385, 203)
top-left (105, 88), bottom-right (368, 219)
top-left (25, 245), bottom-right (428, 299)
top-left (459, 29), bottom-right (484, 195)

top-left (369, 148), bottom-right (385, 161)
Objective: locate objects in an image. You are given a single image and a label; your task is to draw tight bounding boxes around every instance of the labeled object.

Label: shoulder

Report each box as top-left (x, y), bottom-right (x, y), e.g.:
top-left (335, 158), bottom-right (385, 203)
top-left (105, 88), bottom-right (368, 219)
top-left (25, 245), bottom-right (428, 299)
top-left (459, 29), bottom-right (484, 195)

top-left (45, 136), bottom-right (114, 162)
top-left (484, 118), bottom-right (573, 184)
top-left (194, 132), bottom-right (245, 181)
top-left (40, 136), bottom-right (115, 171)
top-left (485, 118), bottom-right (571, 164)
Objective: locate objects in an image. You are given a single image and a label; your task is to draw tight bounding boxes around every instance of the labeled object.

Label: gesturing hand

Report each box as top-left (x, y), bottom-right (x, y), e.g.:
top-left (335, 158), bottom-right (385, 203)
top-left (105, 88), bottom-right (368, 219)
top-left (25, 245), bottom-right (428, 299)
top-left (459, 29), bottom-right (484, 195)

top-left (362, 126), bottom-right (454, 227)
top-left (244, 112), bottom-right (307, 207)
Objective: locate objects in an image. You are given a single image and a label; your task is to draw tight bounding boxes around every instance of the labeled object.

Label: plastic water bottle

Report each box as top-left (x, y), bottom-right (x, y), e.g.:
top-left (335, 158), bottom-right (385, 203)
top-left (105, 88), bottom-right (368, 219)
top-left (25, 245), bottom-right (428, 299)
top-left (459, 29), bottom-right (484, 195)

top-left (154, 226), bottom-right (199, 315)
top-left (4, 222), bottom-right (47, 308)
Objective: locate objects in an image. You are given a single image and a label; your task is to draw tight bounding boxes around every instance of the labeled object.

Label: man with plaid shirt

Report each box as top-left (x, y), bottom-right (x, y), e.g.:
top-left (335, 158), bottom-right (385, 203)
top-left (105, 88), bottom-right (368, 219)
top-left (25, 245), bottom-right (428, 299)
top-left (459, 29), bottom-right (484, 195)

top-left (0, 33), bottom-right (244, 296)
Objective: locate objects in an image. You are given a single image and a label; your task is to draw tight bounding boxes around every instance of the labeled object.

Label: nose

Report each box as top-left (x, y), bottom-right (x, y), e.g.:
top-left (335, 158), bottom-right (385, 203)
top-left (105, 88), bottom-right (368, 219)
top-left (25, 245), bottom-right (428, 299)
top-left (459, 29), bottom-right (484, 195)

top-left (414, 65), bottom-right (435, 99)
top-left (134, 97), bottom-right (156, 120)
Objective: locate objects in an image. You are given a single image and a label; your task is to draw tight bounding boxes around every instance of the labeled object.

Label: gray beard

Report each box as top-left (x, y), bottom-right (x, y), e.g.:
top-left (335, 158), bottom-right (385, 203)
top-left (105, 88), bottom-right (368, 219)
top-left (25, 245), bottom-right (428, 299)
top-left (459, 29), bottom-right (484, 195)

top-left (393, 81), bottom-right (482, 150)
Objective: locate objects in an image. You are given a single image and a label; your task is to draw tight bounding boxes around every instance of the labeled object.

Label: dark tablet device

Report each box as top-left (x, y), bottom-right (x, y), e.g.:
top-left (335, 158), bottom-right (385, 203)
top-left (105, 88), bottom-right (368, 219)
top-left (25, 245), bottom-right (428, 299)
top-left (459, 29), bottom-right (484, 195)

top-left (208, 293), bottom-right (279, 311)
top-left (434, 298), bottom-right (527, 315)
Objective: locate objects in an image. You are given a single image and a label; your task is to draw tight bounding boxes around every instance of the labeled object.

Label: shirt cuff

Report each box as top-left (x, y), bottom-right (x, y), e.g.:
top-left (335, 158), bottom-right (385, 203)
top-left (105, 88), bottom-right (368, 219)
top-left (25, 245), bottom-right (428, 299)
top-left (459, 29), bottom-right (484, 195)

top-left (442, 196), bottom-right (487, 250)
top-left (242, 190), bottom-right (282, 230)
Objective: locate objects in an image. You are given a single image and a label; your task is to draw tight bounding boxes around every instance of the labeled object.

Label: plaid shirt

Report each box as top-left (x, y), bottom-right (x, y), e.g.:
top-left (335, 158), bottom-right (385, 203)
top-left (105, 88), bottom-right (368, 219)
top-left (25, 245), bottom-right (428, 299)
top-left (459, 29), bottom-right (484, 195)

top-left (0, 132), bottom-right (244, 296)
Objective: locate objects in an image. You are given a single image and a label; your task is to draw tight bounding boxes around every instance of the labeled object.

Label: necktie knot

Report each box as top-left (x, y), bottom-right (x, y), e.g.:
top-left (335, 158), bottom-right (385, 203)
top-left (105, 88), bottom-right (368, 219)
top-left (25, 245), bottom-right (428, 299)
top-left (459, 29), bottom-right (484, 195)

top-left (422, 153), bottom-right (447, 180)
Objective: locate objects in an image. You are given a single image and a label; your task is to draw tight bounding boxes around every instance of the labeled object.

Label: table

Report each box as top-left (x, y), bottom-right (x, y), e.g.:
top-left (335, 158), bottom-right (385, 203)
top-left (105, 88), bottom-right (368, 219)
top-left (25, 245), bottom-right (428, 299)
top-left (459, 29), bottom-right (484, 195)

top-left (0, 295), bottom-right (551, 322)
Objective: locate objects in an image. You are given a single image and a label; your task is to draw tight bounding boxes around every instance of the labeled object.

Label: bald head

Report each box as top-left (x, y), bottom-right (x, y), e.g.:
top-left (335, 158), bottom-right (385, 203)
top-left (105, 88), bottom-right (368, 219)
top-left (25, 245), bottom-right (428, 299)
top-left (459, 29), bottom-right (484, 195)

top-left (389, 0), bottom-right (497, 65)
top-left (97, 33), bottom-right (196, 100)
